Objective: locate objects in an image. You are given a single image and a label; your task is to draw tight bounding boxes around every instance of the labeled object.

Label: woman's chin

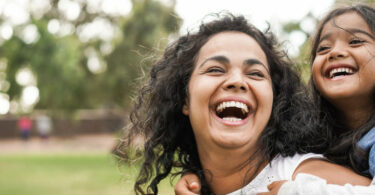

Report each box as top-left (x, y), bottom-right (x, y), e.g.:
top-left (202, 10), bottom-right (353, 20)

top-left (211, 133), bottom-right (254, 150)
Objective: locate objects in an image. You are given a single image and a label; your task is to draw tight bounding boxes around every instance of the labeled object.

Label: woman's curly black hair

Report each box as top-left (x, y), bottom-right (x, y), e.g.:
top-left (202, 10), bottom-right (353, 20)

top-left (115, 14), bottom-right (327, 194)
top-left (309, 4), bottom-right (375, 177)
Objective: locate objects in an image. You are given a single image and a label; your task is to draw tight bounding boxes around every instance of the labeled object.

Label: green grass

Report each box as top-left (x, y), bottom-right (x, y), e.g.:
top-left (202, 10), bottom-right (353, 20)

top-left (0, 153), bottom-right (175, 195)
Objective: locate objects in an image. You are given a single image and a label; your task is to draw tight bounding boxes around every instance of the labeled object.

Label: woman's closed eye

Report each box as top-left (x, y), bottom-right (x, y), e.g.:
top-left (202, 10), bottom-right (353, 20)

top-left (247, 71), bottom-right (265, 79)
top-left (205, 66), bottom-right (225, 74)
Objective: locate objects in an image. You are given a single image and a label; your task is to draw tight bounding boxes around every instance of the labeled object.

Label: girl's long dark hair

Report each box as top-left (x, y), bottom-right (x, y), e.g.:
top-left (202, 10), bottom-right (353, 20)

top-left (115, 14), bottom-right (327, 194)
top-left (310, 4), bottom-right (375, 176)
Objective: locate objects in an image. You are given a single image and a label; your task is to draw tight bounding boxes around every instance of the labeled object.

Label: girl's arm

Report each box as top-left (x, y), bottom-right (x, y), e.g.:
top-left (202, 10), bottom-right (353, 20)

top-left (258, 159), bottom-right (373, 195)
top-left (277, 174), bottom-right (375, 195)
top-left (292, 159), bottom-right (370, 185)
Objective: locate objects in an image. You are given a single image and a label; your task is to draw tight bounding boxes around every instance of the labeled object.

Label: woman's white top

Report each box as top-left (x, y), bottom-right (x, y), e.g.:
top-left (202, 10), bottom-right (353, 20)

top-left (226, 153), bottom-right (324, 195)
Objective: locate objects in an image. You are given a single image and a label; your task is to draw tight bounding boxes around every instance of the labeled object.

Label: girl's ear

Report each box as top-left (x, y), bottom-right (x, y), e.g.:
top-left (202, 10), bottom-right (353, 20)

top-left (182, 100), bottom-right (189, 116)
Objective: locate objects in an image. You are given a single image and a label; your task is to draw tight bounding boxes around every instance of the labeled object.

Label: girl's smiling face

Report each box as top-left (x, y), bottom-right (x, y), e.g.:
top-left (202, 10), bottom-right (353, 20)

top-left (312, 12), bottom-right (375, 108)
top-left (182, 31), bottom-right (273, 152)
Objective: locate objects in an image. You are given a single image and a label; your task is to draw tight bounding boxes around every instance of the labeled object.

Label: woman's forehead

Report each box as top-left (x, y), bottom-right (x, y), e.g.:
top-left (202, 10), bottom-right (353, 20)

top-left (196, 31), bottom-right (268, 65)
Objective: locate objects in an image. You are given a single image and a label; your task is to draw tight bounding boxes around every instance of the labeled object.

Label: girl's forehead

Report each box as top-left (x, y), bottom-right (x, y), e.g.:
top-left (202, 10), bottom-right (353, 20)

top-left (322, 12), bottom-right (371, 35)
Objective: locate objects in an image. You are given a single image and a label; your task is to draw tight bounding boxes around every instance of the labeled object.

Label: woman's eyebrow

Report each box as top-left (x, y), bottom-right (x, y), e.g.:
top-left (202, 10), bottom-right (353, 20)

top-left (244, 58), bottom-right (270, 73)
top-left (198, 56), bottom-right (269, 72)
top-left (198, 55), bottom-right (229, 68)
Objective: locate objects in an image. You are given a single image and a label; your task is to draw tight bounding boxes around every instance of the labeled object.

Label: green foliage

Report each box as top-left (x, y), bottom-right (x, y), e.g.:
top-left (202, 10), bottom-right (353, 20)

top-left (282, 21), bottom-right (301, 33)
top-left (103, 0), bottom-right (181, 109)
top-left (1, 19), bottom-right (87, 112)
top-left (0, 0), bottom-right (181, 115)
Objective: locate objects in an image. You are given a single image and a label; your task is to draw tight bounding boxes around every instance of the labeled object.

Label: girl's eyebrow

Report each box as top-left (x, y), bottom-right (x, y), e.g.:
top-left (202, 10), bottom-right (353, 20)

top-left (319, 28), bottom-right (375, 43)
top-left (319, 33), bottom-right (331, 43)
top-left (347, 28), bottom-right (375, 40)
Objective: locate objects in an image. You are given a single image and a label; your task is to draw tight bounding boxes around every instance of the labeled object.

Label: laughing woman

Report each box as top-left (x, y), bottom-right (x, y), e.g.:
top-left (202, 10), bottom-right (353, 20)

top-left (115, 15), bottom-right (369, 195)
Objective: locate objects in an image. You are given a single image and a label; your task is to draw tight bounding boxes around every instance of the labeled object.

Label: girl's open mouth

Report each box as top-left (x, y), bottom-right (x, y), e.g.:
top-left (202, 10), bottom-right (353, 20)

top-left (325, 67), bottom-right (356, 79)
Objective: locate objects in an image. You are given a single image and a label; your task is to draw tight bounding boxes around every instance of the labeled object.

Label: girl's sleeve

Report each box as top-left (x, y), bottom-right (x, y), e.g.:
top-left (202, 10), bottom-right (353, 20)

top-left (278, 173), bottom-right (375, 195)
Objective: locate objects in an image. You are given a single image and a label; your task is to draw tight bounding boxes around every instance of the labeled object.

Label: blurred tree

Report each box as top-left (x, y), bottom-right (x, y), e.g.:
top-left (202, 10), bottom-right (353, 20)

top-left (0, 0), bottom-right (180, 115)
top-left (2, 19), bottom-right (85, 112)
top-left (99, 0), bottom-right (181, 109)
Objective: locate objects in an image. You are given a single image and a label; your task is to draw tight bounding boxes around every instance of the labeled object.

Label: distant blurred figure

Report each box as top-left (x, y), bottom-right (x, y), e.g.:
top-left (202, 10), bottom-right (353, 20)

top-left (36, 114), bottom-right (53, 140)
top-left (18, 116), bottom-right (32, 141)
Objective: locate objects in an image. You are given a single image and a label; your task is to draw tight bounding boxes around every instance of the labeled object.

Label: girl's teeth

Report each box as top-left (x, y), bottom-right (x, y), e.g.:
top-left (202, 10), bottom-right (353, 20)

top-left (329, 67), bottom-right (354, 78)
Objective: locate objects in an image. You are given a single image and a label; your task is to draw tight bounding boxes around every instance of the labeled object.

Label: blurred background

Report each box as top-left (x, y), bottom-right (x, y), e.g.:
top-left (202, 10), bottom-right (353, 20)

top-left (0, 0), bottom-right (373, 194)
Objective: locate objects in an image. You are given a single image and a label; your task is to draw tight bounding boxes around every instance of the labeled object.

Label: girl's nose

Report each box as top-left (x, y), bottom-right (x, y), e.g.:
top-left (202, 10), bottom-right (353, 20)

top-left (328, 43), bottom-right (349, 61)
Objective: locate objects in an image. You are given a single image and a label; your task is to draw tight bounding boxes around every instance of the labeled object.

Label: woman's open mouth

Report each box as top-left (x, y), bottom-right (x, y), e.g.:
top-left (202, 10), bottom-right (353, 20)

top-left (215, 101), bottom-right (249, 122)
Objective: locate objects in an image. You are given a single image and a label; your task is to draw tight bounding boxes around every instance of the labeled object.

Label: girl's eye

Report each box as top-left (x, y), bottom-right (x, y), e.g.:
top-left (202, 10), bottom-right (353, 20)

top-left (316, 45), bottom-right (330, 53)
top-left (349, 38), bottom-right (365, 45)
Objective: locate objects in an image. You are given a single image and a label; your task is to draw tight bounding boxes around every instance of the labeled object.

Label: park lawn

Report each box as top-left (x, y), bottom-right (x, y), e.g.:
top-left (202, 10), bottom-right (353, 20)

top-left (0, 153), bottom-right (176, 195)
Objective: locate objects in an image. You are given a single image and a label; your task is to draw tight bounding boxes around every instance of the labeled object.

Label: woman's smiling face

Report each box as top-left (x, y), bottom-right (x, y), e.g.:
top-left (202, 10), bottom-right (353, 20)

top-left (183, 31), bottom-right (273, 151)
top-left (312, 12), bottom-right (375, 108)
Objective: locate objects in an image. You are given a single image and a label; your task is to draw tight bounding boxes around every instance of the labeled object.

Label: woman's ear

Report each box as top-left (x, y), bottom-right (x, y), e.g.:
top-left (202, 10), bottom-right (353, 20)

top-left (182, 101), bottom-right (189, 116)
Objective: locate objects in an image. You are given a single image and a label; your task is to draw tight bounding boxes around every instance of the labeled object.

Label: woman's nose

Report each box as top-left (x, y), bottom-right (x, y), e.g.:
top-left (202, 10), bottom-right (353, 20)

top-left (223, 72), bottom-right (248, 92)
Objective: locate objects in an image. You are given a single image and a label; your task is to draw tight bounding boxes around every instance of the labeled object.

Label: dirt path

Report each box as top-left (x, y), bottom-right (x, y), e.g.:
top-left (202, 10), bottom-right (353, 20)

top-left (0, 134), bottom-right (119, 154)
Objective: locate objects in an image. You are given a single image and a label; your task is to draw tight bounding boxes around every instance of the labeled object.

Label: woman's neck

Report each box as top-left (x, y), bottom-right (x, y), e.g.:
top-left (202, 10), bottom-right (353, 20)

top-left (197, 146), bottom-right (267, 195)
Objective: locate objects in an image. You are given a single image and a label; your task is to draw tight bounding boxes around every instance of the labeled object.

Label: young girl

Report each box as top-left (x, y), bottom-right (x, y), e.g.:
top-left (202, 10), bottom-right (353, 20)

top-left (116, 14), bottom-right (369, 195)
top-left (272, 4), bottom-right (375, 194)
top-left (175, 4), bottom-right (375, 195)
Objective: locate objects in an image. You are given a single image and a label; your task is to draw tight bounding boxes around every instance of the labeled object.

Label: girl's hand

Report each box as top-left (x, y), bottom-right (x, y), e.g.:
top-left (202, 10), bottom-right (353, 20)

top-left (174, 173), bottom-right (201, 195)
top-left (257, 180), bottom-right (287, 195)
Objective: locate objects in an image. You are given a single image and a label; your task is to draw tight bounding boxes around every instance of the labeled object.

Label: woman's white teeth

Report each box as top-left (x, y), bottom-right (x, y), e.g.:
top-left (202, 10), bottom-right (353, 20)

top-left (222, 117), bottom-right (242, 122)
top-left (329, 67), bottom-right (354, 78)
top-left (216, 101), bottom-right (249, 114)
